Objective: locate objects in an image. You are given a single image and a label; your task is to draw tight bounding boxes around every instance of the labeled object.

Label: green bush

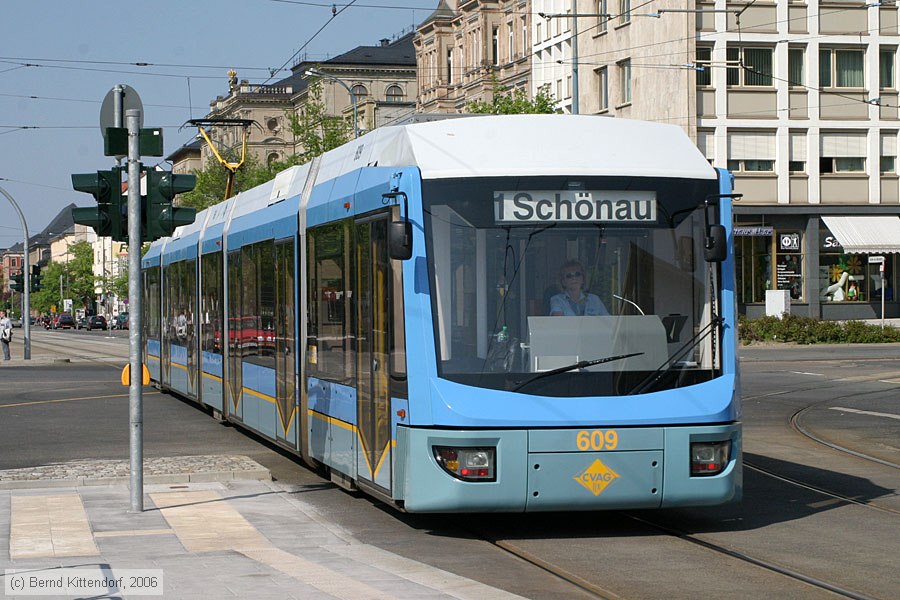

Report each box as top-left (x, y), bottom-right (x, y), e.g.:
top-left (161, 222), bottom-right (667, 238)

top-left (738, 315), bottom-right (900, 344)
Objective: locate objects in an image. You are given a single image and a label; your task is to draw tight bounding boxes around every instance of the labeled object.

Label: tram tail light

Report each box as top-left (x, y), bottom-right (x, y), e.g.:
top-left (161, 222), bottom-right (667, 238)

top-left (433, 446), bottom-right (496, 481)
top-left (690, 441), bottom-right (730, 476)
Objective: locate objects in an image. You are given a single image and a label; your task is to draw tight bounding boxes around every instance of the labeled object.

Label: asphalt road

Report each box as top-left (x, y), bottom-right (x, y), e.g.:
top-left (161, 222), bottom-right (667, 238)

top-left (1, 332), bottom-right (898, 599)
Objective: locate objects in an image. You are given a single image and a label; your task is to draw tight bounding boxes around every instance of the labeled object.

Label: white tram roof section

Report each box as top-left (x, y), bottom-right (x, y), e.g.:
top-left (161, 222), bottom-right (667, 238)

top-left (316, 115), bottom-right (717, 183)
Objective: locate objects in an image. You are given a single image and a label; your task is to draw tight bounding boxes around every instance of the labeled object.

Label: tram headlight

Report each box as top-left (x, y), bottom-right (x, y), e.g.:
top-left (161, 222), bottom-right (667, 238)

top-left (433, 446), bottom-right (496, 481)
top-left (690, 441), bottom-right (731, 476)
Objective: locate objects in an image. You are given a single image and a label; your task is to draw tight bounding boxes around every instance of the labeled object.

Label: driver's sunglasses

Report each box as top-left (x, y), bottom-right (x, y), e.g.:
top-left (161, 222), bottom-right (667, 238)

top-left (564, 271), bottom-right (583, 279)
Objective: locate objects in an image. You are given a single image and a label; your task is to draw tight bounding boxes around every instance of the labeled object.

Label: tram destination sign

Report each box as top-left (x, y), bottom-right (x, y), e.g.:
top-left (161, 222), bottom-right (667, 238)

top-left (494, 190), bottom-right (657, 224)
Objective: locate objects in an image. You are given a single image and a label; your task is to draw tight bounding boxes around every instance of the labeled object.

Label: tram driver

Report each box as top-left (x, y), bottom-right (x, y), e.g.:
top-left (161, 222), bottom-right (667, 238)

top-left (549, 260), bottom-right (609, 317)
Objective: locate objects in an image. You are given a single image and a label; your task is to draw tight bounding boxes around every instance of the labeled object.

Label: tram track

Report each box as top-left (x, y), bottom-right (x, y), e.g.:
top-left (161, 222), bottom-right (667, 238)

top-left (620, 512), bottom-right (879, 600)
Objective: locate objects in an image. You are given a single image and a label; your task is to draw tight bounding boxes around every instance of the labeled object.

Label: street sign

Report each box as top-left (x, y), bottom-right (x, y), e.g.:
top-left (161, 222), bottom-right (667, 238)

top-left (100, 85), bottom-right (143, 159)
top-left (868, 255), bottom-right (885, 264)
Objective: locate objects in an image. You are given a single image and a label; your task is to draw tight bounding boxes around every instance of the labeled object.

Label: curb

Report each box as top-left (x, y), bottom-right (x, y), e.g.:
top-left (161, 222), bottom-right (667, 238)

top-left (0, 468), bottom-right (271, 490)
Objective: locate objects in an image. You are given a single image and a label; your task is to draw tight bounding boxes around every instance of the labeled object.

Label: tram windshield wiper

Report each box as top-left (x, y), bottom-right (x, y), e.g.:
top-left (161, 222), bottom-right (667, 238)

top-left (511, 352), bottom-right (644, 393)
top-left (626, 315), bottom-right (723, 396)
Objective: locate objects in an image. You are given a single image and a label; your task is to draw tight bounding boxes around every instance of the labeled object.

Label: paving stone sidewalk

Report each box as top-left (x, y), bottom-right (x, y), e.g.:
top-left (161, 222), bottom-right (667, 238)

top-left (0, 455), bottom-right (271, 489)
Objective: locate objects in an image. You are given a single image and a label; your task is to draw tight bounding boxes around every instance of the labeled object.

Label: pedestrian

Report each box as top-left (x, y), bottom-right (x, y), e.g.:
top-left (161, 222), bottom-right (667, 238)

top-left (0, 310), bottom-right (12, 361)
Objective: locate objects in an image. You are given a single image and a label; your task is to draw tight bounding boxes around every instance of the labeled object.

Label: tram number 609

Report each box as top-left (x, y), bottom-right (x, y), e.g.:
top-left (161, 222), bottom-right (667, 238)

top-left (576, 429), bottom-right (619, 451)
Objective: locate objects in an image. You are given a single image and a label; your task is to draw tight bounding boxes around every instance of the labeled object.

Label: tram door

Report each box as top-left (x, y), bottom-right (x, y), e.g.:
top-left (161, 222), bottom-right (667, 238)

top-left (274, 239), bottom-right (298, 449)
top-left (355, 215), bottom-right (393, 492)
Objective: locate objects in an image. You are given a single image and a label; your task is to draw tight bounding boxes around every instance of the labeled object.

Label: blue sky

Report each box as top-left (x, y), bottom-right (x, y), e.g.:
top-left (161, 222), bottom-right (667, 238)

top-left (0, 0), bottom-right (432, 248)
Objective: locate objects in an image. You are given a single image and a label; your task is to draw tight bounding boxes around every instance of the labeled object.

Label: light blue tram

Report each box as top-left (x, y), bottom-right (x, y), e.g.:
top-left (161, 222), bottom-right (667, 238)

top-left (144, 115), bottom-right (742, 512)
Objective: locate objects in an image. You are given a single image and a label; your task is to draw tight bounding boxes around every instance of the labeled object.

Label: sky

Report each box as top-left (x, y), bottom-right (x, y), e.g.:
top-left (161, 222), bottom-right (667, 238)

top-left (0, 0), bottom-right (435, 249)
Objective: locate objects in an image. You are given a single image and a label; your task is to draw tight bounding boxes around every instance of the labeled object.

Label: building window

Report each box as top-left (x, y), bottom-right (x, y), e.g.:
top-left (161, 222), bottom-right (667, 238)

top-left (619, 0), bottom-right (631, 25)
top-left (492, 27), bottom-right (499, 65)
top-left (881, 133), bottom-right (897, 173)
top-left (597, 67), bottom-right (609, 111)
top-left (618, 59), bottom-right (632, 104)
top-left (728, 131), bottom-right (776, 172)
top-left (788, 47), bottom-right (805, 87)
top-left (566, 75), bottom-right (573, 99)
top-left (789, 132), bottom-right (807, 173)
top-left (536, 21), bottom-right (542, 45)
top-left (508, 22), bottom-right (514, 60)
top-left (820, 48), bottom-right (865, 88)
top-left (821, 132), bottom-right (866, 173)
top-left (727, 47), bottom-right (774, 86)
top-left (522, 16), bottom-right (528, 55)
top-left (880, 48), bottom-right (895, 90)
top-left (267, 152), bottom-right (279, 166)
top-left (385, 85), bottom-right (404, 103)
top-left (350, 84), bottom-right (368, 99)
top-left (696, 47), bottom-right (712, 86)
top-left (596, 0), bottom-right (609, 33)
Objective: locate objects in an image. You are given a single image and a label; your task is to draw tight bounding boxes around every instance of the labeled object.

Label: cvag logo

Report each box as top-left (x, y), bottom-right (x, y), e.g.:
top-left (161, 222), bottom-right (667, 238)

top-left (574, 458), bottom-right (621, 496)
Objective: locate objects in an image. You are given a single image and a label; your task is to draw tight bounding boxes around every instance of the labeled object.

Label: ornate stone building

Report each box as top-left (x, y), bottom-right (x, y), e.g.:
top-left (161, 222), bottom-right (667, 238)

top-left (415, 1), bottom-right (532, 112)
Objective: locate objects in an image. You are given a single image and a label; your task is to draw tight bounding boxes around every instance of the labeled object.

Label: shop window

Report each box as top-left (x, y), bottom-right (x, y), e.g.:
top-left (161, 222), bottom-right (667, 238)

top-left (734, 234), bottom-right (773, 303)
top-left (776, 232), bottom-right (804, 301)
top-left (819, 228), bottom-right (894, 302)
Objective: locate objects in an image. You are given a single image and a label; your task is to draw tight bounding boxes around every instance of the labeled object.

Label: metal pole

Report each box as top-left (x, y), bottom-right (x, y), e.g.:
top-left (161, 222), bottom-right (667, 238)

top-left (571, 0), bottom-right (579, 115)
top-left (0, 185), bottom-right (31, 359)
top-left (881, 268), bottom-right (886, 329)
top-left (126, 109), bottom-right (144, 512)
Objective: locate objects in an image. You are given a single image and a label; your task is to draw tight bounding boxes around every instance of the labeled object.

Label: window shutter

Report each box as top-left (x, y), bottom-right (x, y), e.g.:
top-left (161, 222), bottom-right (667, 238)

top-left (728, 131), bottom-right (776, 160)
top-left (790, 132), bottom-right (807, 162)
top-left (697, 130), bottom-right (715, 159)
top-left (880, 132), bottom-right (897, 157)
top-left (821, 132), bottom-right (867, 157)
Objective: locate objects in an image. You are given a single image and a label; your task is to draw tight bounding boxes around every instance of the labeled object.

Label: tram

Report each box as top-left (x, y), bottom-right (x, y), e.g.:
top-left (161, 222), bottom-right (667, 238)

top-left (143, 115), bottom-right (742, 512)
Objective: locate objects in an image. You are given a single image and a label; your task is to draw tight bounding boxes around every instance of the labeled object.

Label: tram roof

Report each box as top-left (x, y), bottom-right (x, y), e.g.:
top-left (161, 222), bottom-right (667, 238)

top-left (317, 114), bottom-right (717, 182)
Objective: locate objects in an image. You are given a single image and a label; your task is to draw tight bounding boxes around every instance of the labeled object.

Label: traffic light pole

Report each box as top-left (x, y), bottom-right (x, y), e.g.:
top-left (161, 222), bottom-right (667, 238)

top-left (126, 109), bottom-right (144, 512)
top-left (0, 184), bottom-right (31, 360)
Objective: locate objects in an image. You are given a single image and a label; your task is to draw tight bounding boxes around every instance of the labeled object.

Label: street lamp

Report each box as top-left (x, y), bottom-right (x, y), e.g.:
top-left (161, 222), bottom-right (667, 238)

top-left (303, 67), bottom-right (359, 138)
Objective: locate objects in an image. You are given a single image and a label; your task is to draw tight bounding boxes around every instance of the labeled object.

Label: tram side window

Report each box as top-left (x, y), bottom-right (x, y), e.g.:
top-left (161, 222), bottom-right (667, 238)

top-left (201, 253), bottom-right (223, 354)
top-left (308, 221), bottom-right (353, 384)
top-left (241, 245), bottom-right (259, 361)
top-left (259, 241), bottom-right (276, 361)
top-left (146, 267), bottom-right (160, 339)
top-left (237, 241), bottom-right (277, 369)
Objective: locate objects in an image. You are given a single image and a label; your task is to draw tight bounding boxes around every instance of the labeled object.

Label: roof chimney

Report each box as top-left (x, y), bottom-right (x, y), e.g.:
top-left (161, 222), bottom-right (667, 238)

top-left (380, 38), bottom-right (390, 47)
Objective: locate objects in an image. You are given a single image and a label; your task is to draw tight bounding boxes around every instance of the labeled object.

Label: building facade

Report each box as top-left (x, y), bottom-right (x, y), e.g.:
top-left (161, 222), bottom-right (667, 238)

top-left (416, 1), bottom-right (532, 112)
top-left (570, 0), bottom-right (900, 320)
top-left (195, 34), bottom-right (417, 170)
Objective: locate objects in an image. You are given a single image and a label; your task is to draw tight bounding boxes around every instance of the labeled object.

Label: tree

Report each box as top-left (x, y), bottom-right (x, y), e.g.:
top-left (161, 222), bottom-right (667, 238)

top-left (178, 78), bottom-right (352, 213)
top-left (467, 80), bottom-right (558, 115)
top-left (287, 78), bottom-right (352, 162)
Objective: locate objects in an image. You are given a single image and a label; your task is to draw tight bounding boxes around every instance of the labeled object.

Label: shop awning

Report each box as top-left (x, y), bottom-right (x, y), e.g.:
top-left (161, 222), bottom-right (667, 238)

top-left (821, 216), bottom-right (900, 254)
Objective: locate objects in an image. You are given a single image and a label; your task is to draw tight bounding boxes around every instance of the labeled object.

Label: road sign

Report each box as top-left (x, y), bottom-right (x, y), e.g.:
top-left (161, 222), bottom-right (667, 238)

top-left (868, 256), bottom-right (885, 264)
top-left (100, 85), bottom-right (143, 159)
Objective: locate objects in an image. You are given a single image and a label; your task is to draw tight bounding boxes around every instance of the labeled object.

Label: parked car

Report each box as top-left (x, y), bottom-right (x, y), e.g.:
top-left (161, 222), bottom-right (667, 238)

top-left (114, 313), bottom-right (129, 330)
top-left (53, 313), bottom-right (75, 330)
top-left (87, 315), bottom-right (107, 331)
top-left (76, 316), bottom-right (89, 330)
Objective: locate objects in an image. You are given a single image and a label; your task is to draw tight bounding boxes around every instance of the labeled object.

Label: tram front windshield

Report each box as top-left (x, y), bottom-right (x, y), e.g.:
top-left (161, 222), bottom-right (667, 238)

top-left (422, 176), bottom-right (723, 397)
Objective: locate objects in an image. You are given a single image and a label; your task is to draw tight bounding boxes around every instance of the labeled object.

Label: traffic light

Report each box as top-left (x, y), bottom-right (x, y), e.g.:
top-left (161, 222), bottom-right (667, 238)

top-left (30, 265), bottom-right (42, 292)
top-left (71, 168), bottom-right (125, 241)
top-left (9, 272), bottom-right (24, 293)
top-left (144, 169), bottom-right (197, 241)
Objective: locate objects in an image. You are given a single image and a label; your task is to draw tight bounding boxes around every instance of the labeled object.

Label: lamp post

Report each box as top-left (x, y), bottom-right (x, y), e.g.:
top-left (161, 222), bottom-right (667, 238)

top-left (303, 67), bottom-right (359, 138)
top-left (0, 184), bottom-right (31, 359)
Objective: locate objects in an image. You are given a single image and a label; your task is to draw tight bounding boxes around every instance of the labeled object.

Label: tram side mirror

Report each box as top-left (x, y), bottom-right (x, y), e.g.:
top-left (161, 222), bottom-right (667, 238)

top-left (389, 220), bottom-right (413, 260)
top-left (704, 224), bottom-right (727, 263)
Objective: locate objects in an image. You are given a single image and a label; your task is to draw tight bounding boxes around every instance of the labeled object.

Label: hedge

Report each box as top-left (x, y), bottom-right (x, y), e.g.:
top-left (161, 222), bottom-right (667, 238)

top-left (738, 315), bottom-right (900, 345)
